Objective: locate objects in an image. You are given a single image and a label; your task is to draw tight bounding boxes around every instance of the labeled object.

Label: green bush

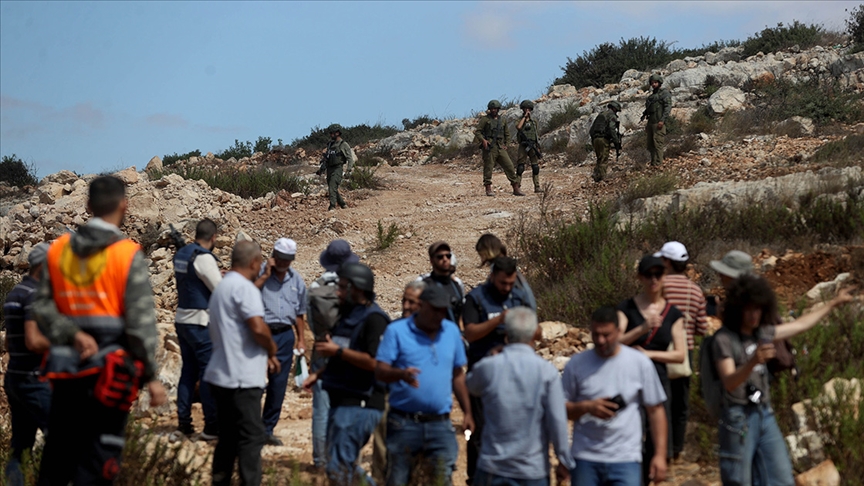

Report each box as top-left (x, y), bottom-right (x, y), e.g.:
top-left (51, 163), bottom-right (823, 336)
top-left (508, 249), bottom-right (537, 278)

top-left (150, 166), bottom-right (309, 199)
top-left (809, 134), bottom-right (864, 167)
top-left (542, 102), bottom-right (585, 135)
top-left (740, 21), bottom-right (824, 57)
top-left (344, 165), bottom-right (383, 191)
top-left (162, 150), bottom-right (201, 166)
top-left (687, 106), bottom-right (716, 134)
top-left (755, 77), bottom-right (864, 126)
top-left (253, 136), bottom-right (272, 154)
top-left (0, 154), bottom-right (38, 187)
top-left (617, 172), bottom-right (679, 209)
top-left (217, 139), bottom-right (253, 160)
top-left (555, 37), bottom-right (679, 89)
top-left (375, 220), bottom-right (400, 251)
top-left (849, 5), bottom-right (864, 45)
top-left (292, 123), bottom-right (399, 152)
top-left (402, 115), bottom-right (435, 130)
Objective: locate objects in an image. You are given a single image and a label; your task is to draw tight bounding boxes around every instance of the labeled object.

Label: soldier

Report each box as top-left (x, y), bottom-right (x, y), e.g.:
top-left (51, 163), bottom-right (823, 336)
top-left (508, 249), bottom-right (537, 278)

top-left (316, 124), bottom-right (354, 211)
top-left (589, 100), bottom-right (623, 182)
top-left (515, 100), bottom-right (543, 193)
top-left (643, 73), bottom-right (672, 167)
top-left (474, 100), bottom-right (524, 197)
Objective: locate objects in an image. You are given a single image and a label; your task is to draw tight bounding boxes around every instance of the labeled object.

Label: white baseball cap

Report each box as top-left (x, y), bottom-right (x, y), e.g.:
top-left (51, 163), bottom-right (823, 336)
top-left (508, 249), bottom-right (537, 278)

top-left (273, 238), bottom-right (297, 261)
top-left (654, 241), bottom-right (689, 262)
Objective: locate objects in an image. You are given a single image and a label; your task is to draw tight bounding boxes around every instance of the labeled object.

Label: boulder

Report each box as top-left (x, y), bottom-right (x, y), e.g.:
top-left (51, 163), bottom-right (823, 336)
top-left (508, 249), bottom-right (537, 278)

top-left (795, 460), bottom-right (840, 486)
top-left (547, 84), bottom-right (578, 99)
top-left (113, 167), bottom-right (139, 184)
top-left (146, 156), bottom-right (163, 173)
top-left (786, 430), bottom-right (826, 470)
top-left (776, 116), bottom-right (815, 137)
top-left (539, 321), bottom-right (569, 341)
top-left (708, 86), bottom-right (746, 114)
top-left (36, 182), bottom-right (66, 204)
top-left (41, 170), bottom-right (79, 186)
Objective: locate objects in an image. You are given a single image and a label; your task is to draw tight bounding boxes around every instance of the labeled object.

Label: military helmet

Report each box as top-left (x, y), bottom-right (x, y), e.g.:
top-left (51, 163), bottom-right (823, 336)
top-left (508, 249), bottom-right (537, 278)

top-left (337, 262), bottom-right (374, 292)
top-left (487, 100), bottom-right (502, 110)
top-left (519, 100), bottom-right (535, 110)
top-left (608, 101), bottom-right (622, 112)
top-left (649, 73), bottom-right (664, 85)
top-left (327, 123), bottom-right (343, 134)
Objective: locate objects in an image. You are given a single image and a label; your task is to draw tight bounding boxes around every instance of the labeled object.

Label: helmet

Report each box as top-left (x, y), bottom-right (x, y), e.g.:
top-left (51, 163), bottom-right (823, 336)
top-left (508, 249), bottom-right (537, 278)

top-left (337, 262), bottom-right (374, 292)
top-left (519, 100), bottom-right (535, 110)
top-left (649, 74), bottom-right (664, 85)
top-left (487, 100), bottom-right (502, 110)
top-left (608, 101), bottom-right (622, 111)
top-left (327, 123), bottom-right (343, 134)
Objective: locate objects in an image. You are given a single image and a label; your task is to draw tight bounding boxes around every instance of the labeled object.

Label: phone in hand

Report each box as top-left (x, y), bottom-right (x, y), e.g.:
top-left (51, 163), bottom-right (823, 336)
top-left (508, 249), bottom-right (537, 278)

top-left (609, 394), bottom-right (626, 413)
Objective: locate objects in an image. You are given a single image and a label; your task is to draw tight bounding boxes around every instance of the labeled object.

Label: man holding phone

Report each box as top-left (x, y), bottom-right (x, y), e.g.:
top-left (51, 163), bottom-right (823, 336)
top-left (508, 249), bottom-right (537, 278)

top-left (562, 306), bottom-right (668, 486)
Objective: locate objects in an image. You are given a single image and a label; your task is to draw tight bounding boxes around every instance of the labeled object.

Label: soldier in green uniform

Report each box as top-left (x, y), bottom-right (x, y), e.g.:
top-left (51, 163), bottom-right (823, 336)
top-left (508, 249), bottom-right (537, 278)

top-left (515, 100), bottom-right (543, 193)
top-left (643, 73), bottom-right (672, 167)
top-left (316, 124), bottom-right (354, 210)
top-left (589, 101), bottom-right (622, 182)
top-left (474, 100), bottom-right (524, 197)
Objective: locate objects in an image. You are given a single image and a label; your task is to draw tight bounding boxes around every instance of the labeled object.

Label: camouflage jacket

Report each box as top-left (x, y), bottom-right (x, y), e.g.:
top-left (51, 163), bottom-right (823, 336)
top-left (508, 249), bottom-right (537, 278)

top-left (516, 117), bottom-right (539, 144)
top-left (33, 218), bottom-right (159, 382)
top-left (589, 109), bottom-right (621, 146)
top-left (644, 87), bottom-right (672, 123)
top-left (474, 115), bottom-right (509, 148)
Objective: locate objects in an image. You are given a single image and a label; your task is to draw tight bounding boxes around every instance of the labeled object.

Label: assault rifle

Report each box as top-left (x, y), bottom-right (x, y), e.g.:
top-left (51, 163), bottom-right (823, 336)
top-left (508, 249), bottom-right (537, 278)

top-left (522, 140), bottom-right (544, 159)
top-left (169, 224), bottom-right (187, 249)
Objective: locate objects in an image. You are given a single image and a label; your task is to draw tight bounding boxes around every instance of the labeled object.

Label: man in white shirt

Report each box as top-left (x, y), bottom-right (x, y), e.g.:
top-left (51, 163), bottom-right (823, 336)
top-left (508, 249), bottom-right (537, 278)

top-left (173, 219), bottom-right (222, 440)
top-left (204, 240), bottom-right (280, 486)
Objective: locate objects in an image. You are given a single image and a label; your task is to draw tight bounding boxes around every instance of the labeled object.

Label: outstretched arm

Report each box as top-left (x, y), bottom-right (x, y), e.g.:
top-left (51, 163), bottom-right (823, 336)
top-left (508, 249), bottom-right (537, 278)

top-left (774, 289), bottom-right (855, 341)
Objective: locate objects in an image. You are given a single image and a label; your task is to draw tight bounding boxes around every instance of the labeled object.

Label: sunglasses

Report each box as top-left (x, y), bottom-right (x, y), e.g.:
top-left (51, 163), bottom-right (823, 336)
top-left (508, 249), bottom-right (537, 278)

top-left (434, 253), bottom-right (452, 261)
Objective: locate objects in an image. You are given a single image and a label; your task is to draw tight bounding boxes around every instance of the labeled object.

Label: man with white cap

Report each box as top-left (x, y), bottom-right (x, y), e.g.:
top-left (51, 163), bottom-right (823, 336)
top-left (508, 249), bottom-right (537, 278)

top-left (3, 242), bottom-right (52, 485)
top-left (654, 241), bottom-right (707, 460)
top-left (255, 237), bottom-right (308, 446)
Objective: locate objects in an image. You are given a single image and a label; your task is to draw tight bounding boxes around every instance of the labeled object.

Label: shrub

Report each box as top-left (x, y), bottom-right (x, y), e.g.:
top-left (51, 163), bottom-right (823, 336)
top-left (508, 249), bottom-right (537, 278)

top-left (375, 220), bottom-right (400, 250)
top-left (847, 4), bottom-right (864, 45)
top-left (162, 150), bottom-right (201, 166)
top-left (150, 166), bottom-right (309, 199)
top-left (402, 115), bottom-right (435, 130)
top-left (0, 154), bottom-right (38, 187)
top-left (253, 136), bottom-right (272, 154)
top-left (617, 171), bottom-right (679, 210)
top-left (740, 21), bottom-right (824, 57)
top-left (622, 131), bottom-right (650, 168)
top-left (565, 143), bottom-right (590, 166)
top-left (345, 165), bottom-right (383, 191)
top-left (555, 37), bottom-right (678, 89)
top-left (687, 106), bottom-right (716, 134)
top-left (542, 102), bottom-right (585, 134)
top-left (292, 123), bottom-right (399, 152)
top-left (702, 75), bottom-right (722, 98)
top-left (809, 134), bottom-right (864, 168)
top-left (115, 422), bottom-right (206, 485)
top-left (754, 77), bottom-right (864, 126)
top-left (216, 139), bottom-right (253, 160)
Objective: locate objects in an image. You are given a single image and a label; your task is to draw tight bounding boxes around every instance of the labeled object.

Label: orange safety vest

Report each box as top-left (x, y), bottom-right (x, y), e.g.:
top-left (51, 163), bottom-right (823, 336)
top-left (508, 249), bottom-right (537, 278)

top-left (43, 232), bottom-right (140, 379)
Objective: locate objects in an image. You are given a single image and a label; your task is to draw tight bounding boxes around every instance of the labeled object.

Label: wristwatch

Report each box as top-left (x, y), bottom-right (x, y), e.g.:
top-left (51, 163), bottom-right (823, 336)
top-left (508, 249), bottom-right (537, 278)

top-left (335, 347), bottom-right (344, 359)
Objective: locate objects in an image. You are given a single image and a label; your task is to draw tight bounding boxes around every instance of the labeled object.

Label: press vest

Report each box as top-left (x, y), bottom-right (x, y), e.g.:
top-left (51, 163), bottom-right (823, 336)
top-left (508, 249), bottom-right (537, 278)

top-left (174, 242), bottom-right (215, 310)
top-left (321, 302), bottom-right (390, 398)
top-left (466, 283), bottom-right (526, 367)
top-left (46, 233), bottom-right (139, 350)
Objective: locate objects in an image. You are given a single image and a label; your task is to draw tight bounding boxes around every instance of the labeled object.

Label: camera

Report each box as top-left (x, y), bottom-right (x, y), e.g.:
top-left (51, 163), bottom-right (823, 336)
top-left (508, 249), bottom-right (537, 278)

top-left (746, 384), bottom-right (762, 404)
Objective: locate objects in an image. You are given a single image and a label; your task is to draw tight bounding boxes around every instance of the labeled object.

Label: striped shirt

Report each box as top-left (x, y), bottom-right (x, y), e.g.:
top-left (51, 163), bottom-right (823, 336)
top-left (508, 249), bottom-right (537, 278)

top-left (663, 274), bottom-right (708, 350)
top-left (2, 275), bottom-right (44, 374)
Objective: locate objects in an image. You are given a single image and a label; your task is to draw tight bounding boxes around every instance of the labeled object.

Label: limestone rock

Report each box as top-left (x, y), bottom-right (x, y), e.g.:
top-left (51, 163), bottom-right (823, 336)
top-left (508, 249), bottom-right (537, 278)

top-left (539, 321), bottom-right (569, 341)
top-left (114, 167), bottom-right (139, 184)
top-left (795, 460), bottom-right (840, 486)
top-left (548, 84), bottom-right (577, 99)
top-left (146, 156), bottom-right (163, 172)
top-left (708, 86), bottom-right (746, 114)
top-left (776, 116), bottom-right (815, 137)
top-left (41, 170), bottom-right (79, 186)
top-left (36, 182), bottom-right (66, 204)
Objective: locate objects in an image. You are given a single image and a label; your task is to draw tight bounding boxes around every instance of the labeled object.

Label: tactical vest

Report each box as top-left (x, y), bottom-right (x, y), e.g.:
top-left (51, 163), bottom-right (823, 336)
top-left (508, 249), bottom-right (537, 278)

top-left (321, 302), bottom-right (390, 397)
top-left (43, 233), bottom-right (139, 379)
top-left (174, 242), bottom-right (215, 310)
top-left (589, 110), bottom-right (618, 140)
top-left (517, 119), bottom-right (538, 143)
top-left (326, 140), bottom-right (348, 167)
top-left (466, 283), bottom-right (526, 367)
top-left (482, 117), bottom-right (504, 141)
top-left (645, 89), bottom-right (670, 123)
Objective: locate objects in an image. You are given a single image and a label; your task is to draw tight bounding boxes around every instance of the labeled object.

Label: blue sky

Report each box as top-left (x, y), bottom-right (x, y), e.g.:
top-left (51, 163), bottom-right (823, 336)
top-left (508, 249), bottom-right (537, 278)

top-left (0, 1), bottom-right (857, 177)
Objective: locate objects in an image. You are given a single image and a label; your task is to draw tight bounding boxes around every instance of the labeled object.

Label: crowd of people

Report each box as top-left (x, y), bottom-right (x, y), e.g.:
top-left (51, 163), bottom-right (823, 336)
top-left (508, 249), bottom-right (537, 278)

top-left (2, 175), bottom-right (857, 486)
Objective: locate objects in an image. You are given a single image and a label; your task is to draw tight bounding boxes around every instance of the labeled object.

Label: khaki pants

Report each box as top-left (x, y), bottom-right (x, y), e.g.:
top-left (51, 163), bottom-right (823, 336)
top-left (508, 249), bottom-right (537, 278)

top-left (516, 145), bottom-right (540, 189)
top-left (592, 137), bottom-right (610, 182)
top-left (646, 122), bottom-right (666, 166)
top-left (326, 165), bottom-right (346, 208)
top-left (482, 145), bottom-right (518, 186)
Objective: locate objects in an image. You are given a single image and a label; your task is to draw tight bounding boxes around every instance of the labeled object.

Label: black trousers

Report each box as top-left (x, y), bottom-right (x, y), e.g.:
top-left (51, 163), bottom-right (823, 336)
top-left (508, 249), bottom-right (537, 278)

top-left (210, 385), bottom-right (266, 486)
top-left (465, 394), bottom-right (485, 485)
top-left (38, 376), bottom-right (129, 486)
top-left (670, 350), bottom-right (694, 457)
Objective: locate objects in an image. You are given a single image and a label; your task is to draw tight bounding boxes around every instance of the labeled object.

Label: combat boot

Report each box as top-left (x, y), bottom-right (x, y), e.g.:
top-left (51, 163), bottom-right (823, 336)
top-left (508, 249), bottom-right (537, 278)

top-left (512, 183), bottom-right (525, 196)
top-left (485, 184), bottom-right (495, 197)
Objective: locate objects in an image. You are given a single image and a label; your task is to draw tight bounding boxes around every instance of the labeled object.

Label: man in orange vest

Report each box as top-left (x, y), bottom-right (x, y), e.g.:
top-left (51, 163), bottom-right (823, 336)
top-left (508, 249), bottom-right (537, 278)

top-left (33, 175), bottom-right (167, 485)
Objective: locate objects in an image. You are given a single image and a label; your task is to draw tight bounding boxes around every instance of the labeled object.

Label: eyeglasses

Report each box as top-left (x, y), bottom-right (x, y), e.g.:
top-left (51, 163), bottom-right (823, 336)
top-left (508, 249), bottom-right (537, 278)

top-left (434, 253), bottom-right (452, 261)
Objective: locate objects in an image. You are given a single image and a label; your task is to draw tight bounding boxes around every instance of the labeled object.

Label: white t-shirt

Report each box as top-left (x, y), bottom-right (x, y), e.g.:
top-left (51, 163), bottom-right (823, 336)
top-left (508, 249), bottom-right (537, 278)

top-left (175, 252), bottom-right (222, 326)
top-left (204, 271), bottom-right (267, 389)
top-left (562, 345), bottom-right (667, 463)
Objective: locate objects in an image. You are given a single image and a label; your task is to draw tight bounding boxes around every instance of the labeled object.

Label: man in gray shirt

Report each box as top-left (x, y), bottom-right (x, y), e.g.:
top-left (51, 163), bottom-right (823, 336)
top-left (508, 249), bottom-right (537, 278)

top-left (204, 241), bottom-right (280, 486)
top-left (466, 307), bottom-right (574, 485)
top-left (563, 306), bottom-right (667, 486)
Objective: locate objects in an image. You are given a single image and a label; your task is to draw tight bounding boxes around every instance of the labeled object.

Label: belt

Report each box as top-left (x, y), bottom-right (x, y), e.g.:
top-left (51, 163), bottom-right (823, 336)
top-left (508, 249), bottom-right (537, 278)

top-left (268, 325), bottom-right (294, 335)
top-left (390, 408), bottom-right (450, 423)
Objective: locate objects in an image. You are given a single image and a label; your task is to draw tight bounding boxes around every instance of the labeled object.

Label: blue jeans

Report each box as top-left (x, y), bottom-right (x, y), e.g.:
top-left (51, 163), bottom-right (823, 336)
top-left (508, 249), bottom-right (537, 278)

top-left (718, 404), bottom-right (794, 486)
top-left (312, 378), bottom-right (330, 467)
top-left (175, 323), bottom-right (217, 430)
top-left (474, 470), bottom-right (549, 486)
top-left (327, 405), bottom-right (382, 486)
top-left (4, 373), bottom-right (51, 486)
top-left (262, 328), bottom-right (295, 435)
top-left (386, 413), bottom-right (458, 486)
top-left (571, 459), bottom-right (640, 486)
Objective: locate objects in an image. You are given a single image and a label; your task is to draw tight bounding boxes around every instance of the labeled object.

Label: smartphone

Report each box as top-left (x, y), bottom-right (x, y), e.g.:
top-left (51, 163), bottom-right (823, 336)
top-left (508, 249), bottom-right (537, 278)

top-left (609, 394), bottom-right (626, 412)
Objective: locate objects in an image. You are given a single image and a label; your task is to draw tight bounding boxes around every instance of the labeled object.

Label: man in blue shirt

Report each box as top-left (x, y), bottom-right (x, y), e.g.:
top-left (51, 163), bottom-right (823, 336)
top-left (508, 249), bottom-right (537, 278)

top-left (376, 285), bottom-right (475, 486)
top-left (254, 237), bottom-right (308, 446)
top-left (466, 307), bottom-right (574, 486)
top-left (3, 243), bottom-right (52, 486)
